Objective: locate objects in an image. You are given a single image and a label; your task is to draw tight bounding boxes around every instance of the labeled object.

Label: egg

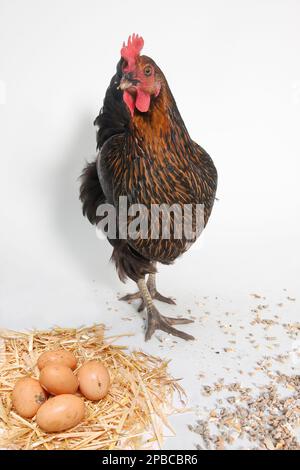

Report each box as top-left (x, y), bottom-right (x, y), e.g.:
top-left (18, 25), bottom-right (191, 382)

top-left (37, 349), bottom-right (77, 370)
top-left (36, 394), bottom-right (85, 432)
top-left (12, 377), bottom-right (47, 418)
top-left (39, 364), bottom-right (79, 395)
top-left (77, 360), bottom-right (110, 400)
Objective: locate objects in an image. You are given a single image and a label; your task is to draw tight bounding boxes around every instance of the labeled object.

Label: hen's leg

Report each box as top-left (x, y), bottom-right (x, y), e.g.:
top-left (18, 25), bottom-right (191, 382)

top-left (137, 279), bottom-right (194, 341)
top-left (147, 272), bottom-right (176, 305)
top-left (120, 270), bottom-right (175, 312)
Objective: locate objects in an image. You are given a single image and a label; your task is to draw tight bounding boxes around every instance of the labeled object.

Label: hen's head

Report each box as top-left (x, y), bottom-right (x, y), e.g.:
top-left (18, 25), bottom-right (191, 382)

top-left (119, 34), bottom-right (162, 117)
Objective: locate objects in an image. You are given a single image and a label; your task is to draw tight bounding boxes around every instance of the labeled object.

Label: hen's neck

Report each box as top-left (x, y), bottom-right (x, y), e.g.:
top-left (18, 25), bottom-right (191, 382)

top-left (131, 82), bottom-right (192, 149)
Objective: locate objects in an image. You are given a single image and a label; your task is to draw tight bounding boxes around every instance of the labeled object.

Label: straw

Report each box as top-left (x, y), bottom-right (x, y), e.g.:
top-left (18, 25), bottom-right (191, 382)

top-left (0, 325), bottom-right (186, 450)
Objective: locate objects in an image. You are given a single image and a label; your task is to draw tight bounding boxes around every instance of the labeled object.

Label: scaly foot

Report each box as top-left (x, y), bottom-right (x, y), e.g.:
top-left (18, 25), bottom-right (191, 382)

top-left (119, 287), bottom-right (176, 312)
top-left (145, 305), bottom-right (194, 341)
top-left (119, 291), bottom-right (145, 312)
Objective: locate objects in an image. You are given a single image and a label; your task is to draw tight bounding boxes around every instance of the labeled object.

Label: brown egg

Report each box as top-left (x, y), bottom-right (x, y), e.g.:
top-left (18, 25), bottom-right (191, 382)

top-left (39, 364), bottom-right (78, 395)
top-left (36, 394), bottom-right (85, 432)
top-left (12, 377), bottom-right (47, 418)
top-left (77, 360), bottom-right (110, 401)
top-left (37, 349), bottom-right (77, 370)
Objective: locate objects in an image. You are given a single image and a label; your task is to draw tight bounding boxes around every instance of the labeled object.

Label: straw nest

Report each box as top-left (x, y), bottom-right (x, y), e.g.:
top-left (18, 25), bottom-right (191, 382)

top-left (0, 325), bottom-right (186, 450)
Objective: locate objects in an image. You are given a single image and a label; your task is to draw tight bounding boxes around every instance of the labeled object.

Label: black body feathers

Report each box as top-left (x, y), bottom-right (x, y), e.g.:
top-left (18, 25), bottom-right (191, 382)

top-left (80, 56), bottom-right (217, 283)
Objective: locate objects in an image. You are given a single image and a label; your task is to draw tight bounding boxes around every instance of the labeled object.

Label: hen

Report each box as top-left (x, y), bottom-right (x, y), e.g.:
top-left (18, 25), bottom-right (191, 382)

top-left (80, 34), bottom-right (217, 341)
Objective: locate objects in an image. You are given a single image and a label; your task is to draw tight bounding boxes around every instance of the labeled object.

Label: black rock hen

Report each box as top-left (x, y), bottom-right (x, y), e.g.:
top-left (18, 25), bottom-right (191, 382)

top-left (80, 34), bottom-right (217, 341)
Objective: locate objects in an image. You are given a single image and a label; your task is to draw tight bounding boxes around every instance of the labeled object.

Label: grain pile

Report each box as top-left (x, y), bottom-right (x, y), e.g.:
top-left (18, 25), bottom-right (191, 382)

top-left (189, 372), bottom-right (300, 450)
top-left (0, 325), bottom-right (185, 450)
top-left (188, 292), bottom-right (300, 450)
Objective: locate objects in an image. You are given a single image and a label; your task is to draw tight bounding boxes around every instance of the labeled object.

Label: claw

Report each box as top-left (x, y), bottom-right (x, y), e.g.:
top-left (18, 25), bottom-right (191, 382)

top-left (145, 306), bottom-right (195, 341)
top-left (119, 283), bottom-right (189, 339)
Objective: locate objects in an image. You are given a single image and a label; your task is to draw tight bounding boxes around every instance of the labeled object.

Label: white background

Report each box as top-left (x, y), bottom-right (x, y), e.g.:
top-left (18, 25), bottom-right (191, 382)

top-left (0, 0), bottom-right (299, 449)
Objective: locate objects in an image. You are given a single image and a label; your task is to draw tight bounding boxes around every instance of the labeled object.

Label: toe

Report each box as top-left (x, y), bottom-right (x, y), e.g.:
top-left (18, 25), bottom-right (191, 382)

top-left (164, 316), bottom-right (194, 325)
top-left (153, 292), bottom-right (176, 305)
top-left (145, 322), bottom-right (156, 341)
top-left (137, 299), bottom-right (146, 312)
top-left (161, 323), bottom-right (195, 341)
top-left (119, 292), bottom-right (141, 302)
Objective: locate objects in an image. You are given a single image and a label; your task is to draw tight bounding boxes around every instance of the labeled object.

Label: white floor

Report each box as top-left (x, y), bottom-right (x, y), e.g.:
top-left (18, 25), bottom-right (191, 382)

top-left (1, 215), bottom-right (299, 449)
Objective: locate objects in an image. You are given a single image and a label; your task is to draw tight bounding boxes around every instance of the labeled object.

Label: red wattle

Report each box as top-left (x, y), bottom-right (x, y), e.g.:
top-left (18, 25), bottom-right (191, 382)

top-left (135, 89), bottom-right (151, 113)
top-left (123, 89), bottom-right (151, 116)
top-left (123, 91), bottom-right (135, 117)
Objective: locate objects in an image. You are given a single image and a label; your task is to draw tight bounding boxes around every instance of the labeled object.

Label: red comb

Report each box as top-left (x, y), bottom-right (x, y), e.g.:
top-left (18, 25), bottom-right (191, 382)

top-left (121, 33), bottom-right (144, 71)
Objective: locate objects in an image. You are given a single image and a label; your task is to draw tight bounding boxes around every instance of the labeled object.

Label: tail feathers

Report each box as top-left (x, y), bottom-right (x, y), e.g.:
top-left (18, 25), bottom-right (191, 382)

top-left (111, 241), bottom-right (156, 283)
top-left (79, 160), bottom-right (105, 225)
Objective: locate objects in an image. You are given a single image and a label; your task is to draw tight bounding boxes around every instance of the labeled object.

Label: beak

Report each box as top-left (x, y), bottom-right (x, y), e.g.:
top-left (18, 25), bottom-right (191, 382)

top-left (119, 79), bottom-right (133, 91)
top-left (119, 72), bottom-right (140, 90)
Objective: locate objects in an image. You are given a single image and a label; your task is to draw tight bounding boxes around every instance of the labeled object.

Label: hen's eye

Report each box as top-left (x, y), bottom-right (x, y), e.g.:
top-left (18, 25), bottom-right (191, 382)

top-left (144, 66), bottom-right (152, 76)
